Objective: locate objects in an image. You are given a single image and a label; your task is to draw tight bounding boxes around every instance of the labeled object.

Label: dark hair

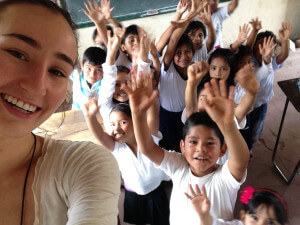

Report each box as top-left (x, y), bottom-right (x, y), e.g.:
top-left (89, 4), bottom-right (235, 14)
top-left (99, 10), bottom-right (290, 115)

top-left (92, 25), bottom-right (113, 42)
top-left (242, 189), bottom-right (288, 225)
top-left (121, 24), bottom-right (139, 45)
top-left (183, 112), bottom-right (224, 145)
top-left (117, 65), bottom-right (130, 74)
top-left (254, 30), bottom-right (277, 49)
top-left (185, 21), bottom-right (207, 39)
top-left (82, 47), bottom-right (106, 66)
top-left (196, 74), bottom-right (211, 98)
top-left (0, 0), bottom-right (78, 46)
top-left (236, 45), bottom-right (253, 62)
top-left (110, 103), bottom-right (131, 119)
top-left (208, 48), bottom-right (236, 86)
top-left (176, 33), bottom-right (195, 55)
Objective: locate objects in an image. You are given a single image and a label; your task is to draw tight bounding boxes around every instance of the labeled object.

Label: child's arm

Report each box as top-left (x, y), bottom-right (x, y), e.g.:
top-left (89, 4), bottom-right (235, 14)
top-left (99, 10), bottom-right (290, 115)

top-left (100, 0), bottom-right (122, 30)
top-left (185, 61), bottom-right (209, 118)
top-left (83, 0), bottom-right (108, 46)
top-left (83, 99), bottom-right (115, 151)
top-left (246, 17), bottom-right (262, 50)
top-left (150, 39), bottom-right (161, 86)
top-left (230, 23), bottom-right (250, 53)
top-left (185, 184), bottom-right (213, 225)
top-left (234, 66), bottom-right (258, 123)
top-left (259, 36), bottom-right (277, 65)
top-left (198, 6), bottom-right (216, 53)
top-left (203, 79), bottom-right (249, 181)
top-left (227, 0), bottom-right (239, 15)
top-left (122, 71), bottom-right (165, 166)
top-left (276, 21), bottom-right (292, 65)
top-left (106, 28), bottom-right (126, 65)
top-left (156, 0), bottom-right (189, 55)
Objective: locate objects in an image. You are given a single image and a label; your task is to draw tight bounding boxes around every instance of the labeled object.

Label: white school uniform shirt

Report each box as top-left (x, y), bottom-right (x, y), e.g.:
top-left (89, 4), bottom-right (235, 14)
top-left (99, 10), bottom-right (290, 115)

top-left (158, 151), bottom-right (246, 225)
top-left (211, 5), bottom-right (229, 50)
top-left (115, 51), bottom-right (132, 69)
top-left (112, 133), bottom-right (170, 195)
top-left (159, 61), bottom-right (187, 112)
top-left (213, 219), bottom-right (244, 225)
top-left (192, 44), bottom-right (209, 62)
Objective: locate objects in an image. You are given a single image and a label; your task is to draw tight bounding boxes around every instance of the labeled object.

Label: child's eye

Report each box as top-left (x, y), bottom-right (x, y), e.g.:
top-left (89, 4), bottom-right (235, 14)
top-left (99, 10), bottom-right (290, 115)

top-left (189, 140), bottom-right (197, 145)
top-left (268, 221), bottom-right (276, 225)
top-left (115, 83), bottom-right (121, 87)
top-left (221, 67), bottom-right (228, 71)
top-left (48, 69), bottom-right (66, 78)
top-left (7, 49), bottom-right (28, 61)
top-left (110, 123), bottom-right (115, 127)
top-left (120, 121), bottom-right (126, 125)
top-left (210, 66), bottom-right (216, 70)
top-left (96, 68), bottom-right (103, 72)
top-left (250, 215), bottom-right (258, 221)
top-left (207, 142), bottom-right (215, 146)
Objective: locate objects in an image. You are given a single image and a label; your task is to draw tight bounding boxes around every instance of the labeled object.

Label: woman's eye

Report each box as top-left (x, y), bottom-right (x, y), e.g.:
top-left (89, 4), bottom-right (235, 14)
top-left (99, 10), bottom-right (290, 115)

top-left (7, 50), bottom-right (27, 61)
top-left (48, 69), bottom-right (66, 78)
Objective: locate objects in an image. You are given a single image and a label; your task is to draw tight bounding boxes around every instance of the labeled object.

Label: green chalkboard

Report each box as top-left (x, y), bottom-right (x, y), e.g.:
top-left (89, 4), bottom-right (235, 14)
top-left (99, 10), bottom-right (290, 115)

top-left (60, 0), bottom-right (230, 28)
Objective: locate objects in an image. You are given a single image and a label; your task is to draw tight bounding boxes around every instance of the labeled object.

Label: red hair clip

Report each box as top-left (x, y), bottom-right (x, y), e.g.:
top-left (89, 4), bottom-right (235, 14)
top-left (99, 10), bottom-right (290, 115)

top-left (240, 186), bottom-right (255, 204)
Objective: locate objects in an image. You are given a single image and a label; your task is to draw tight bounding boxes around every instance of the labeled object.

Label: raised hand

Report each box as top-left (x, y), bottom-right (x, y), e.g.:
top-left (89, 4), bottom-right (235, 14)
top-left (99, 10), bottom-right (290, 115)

top-left (259, 36), bottom-right (277, 64)
top-left (176, 0), bottom-right (189, 14)
top-left (185, 184), bottom-right (210, 217)
top-left (139, 28), bottom-right (151, 62)
top-left (196, 5), bottom-right (212, 25)
top-left (238, 23), bottom-right (251, 44)
top-left (203, 79), bottom-right (235, 127)
top-left (235, 66), bottom-right (258, 95)
top-left (83, 98), bottom-right (100, 119)
top-left (187, 61), bottom-right (209, 83)
top-left (83, 0), bottom-right (106, 24)
top-left (107, 27), bottom-right (125, 51)
top-left (100, 0), bottom-right (114, 20)
top-left (279, 21), bottom-right (292, 41)
top-left (249, 17), bottom-right (262, 32)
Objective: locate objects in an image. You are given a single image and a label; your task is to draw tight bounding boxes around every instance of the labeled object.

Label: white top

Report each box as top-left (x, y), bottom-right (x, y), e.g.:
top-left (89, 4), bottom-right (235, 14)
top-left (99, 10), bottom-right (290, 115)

top-left (159, 61), bottom-right (187, 112)
top-left (115, 51), bottom-right (132, 69)
top-left (32, 136), bottom-right (120, 225)
top-left (112, 133), bottom-right (170, 195)
top-left (211, 5), bottom-right (229, 50)
top-left (213, 219), bottom-right (244, 225)
top-left (159, 151), bottom-right (246, 225)
top-left (192, 43), bottom-right (208, 62)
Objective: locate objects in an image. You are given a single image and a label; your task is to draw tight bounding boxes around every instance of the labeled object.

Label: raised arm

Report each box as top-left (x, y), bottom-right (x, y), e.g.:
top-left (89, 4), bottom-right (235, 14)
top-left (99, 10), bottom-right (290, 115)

top-left (100, 0), bottom-right (122, 30)
top-left (246, 17), bottom-right (262, 50)
top-left (122, 71), bottom-right (165, 166)
top-left (150, 39), bottom-right (161, 84)
top-left (234, 66), bottom-right (258, 123)
top-left (276, 21), bottom-right (292, 65)
top-left (227, 0), bottom-right (239, 15)
top-left (230, 23), bottom-right (250, 53)
top-left (203, 79), bottom-right (249, 181)
top-left (185, 61), bottom-right (209, 118)
top-left (83, 0), bottom-right (108, 46)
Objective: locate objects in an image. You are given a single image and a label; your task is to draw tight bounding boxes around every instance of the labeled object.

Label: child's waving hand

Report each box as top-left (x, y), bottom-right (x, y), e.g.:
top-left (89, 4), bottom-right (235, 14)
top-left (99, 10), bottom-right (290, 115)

top-left (100, 0), bottom-right (114, 20)
top-left (83, 0), bottom-right (106, 24)
top-left (83, 98), bottom-right (100, 119)
top-left (259, 36), bottom-right (277, 64)
top-left (279, 21), bottom-right (292, 41)
top-left (196, 5), bottom-right (212, 25)
top-left (238, 23), bottom-right (251, 44)
top-left (249, 17), bottom-right (262, 32)
top-left (187, 61), bottom-right (209, 84)
top-left (185, 184), bottom-right (210, 217)
top-left (177, 0), bottom-right (189, 14)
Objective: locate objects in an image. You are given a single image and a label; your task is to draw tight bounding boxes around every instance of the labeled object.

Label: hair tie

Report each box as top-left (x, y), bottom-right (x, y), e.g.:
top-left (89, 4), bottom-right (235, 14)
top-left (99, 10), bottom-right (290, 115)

top-left (240, 186), bottom-right (255, 204)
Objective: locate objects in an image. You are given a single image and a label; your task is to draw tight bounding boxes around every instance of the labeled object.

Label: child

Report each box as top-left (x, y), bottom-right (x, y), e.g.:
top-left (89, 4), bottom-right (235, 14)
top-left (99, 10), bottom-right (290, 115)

top-left (186, 185), bottom-right (288, 225)
top-left (123, 71), bottom-right (250, 224)
top-left (71, 46), bottom-right (106, 109)
top-left (204, 0), bottom-right (239, 50)
top-left (240, 21), bottom-right (292, 150)
top-left (185, 6), bottom-right (216, 62)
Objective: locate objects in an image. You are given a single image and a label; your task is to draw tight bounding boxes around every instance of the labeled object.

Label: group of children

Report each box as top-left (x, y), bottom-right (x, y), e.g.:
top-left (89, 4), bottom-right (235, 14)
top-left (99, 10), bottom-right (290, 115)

top-left (70, 0), bottom-right (292, 224)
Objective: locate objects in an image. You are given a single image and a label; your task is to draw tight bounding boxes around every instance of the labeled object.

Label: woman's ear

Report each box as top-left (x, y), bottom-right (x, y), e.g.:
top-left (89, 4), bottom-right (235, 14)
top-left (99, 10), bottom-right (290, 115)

top-left (180, 139), bottom-right (185, 155)
top-left (219, 143), bottom-right (227, 157)
top-left (239, 210), bottom-right (246, 223)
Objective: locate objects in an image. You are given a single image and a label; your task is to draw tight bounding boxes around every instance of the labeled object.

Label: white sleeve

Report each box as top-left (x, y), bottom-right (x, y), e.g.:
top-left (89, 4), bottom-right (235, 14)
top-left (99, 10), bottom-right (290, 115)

top-left (137, 58), bottom-right (151, 75)
top-left (213, 218), bottom-right (243, 225)
top-left (98, 63), bottom-right (117, 105)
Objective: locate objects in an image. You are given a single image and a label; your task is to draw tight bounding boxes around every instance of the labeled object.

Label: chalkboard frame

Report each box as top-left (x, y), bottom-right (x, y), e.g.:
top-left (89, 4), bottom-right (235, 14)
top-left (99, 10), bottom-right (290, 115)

top-left (60, 0), bottom-right (230, 29)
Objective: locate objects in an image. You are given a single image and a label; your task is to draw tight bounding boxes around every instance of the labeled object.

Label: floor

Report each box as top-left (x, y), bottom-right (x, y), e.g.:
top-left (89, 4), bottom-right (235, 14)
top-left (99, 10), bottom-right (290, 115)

top-left (118, 48), bottom-right (300, 225)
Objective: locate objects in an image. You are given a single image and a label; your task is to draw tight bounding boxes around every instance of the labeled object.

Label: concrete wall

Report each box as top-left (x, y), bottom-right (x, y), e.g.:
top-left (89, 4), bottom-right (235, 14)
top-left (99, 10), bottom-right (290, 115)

top-left (77, 0), bottom-right (300, 59)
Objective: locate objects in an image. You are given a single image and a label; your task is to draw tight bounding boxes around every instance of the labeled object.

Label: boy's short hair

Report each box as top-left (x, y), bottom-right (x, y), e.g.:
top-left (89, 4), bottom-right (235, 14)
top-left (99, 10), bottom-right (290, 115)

top-left (117, 65), bottom-right (130, 74)
top-left (183, 112), bottom-right (224, 145)
top-left (110, 103), bottom-right (131, 118)
top-left (82, 47), bottom-right (106, 66)
top-left (177, 33), bottom-right (195, 54)
top-left (121, 24), bottom-right (138, 44)
top-left (92, 25), bottom-right (113, 42)
top-left (184, 21), bottom-right (207, 39)
top-left (254, 31), bottom-right (277, 48)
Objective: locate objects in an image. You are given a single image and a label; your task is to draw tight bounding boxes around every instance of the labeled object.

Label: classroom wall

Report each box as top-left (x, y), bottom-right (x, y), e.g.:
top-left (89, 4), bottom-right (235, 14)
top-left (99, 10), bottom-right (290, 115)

top-left (77, 0), bottom-right (300, 59)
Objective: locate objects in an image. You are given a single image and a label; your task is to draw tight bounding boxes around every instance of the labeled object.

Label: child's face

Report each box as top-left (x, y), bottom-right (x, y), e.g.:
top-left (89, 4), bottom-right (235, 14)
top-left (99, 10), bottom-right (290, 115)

top-left (208, 0), bottom-right (219, 13)
top-left (180, 125), bottom-right (226, 177)
top-left (188, 28), bottom-right (205, 50)
top-left (237, 55), bottom-right (254, 71)
top-left (113, 72), bottom-right (129, 102)
top-left (82, 62), bottom-right (103, 87)
top-left (121, 34), bottom-right (140, 58)
top-left (209, 57), bottom-right (230, 80)
top-left (241, 204), bottom-right (281, 225)
top-left (197, 89), bottom-right (207, 112)
top-left (174, 44), bottom-right (193, 69)
top-left (109, 111), bottom-right (134, 143)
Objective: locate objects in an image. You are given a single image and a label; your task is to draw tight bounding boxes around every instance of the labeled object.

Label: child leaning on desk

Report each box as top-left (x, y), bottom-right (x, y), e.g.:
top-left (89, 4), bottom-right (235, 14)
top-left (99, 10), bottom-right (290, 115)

top-left (122, 67), bottom-right (249, 225)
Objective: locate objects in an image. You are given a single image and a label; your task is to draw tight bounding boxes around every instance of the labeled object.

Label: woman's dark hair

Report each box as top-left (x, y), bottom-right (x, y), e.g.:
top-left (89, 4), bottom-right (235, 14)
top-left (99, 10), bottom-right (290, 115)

top-left (184, 20), bottom-right (207, 39)
top-left (176, 33), bottom-right (195, 55)
top-left (208, 48), bottom-right (236, 86)
top-left (82, 47), bottom-right (106, 66)
top-left (254, 30), bottom-right (277, 49)
top-left (183, 112), bottom-right (224, 145)
top-left (110, 103), bottom-right (131, 119)
top-left (121, 24), bottom-right (139, 44)
top-left (242, 189), bottom-right (288, 225)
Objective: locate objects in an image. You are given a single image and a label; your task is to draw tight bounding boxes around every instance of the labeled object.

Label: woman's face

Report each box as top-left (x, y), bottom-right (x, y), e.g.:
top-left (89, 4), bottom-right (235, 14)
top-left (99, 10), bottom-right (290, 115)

top-left (0, 3), bottom-right (77, 137)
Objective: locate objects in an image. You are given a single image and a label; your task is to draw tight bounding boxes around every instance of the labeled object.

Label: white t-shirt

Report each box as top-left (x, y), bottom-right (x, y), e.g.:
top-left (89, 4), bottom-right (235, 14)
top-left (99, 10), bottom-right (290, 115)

top-left (159, 61), bottom-right (187, 112)
top-left (115, 51), bottom-right (132, 69)
top-left (32, 136), bottom-right (120, 225)
top-left (192, 44), bottom-right (209, 62)
top-left (213, 219), bottom-right (244, 225)
top-left (112, 133), bottom-right (170, 195)
top-left (211, 5), bottom-right (229, 50)
top-left (159, 151), bottom-right (246, 225)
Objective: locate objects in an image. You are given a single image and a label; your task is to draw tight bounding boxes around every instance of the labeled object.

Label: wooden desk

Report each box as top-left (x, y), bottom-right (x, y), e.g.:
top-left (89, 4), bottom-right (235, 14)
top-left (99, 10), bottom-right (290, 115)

top-left (34, 109), bottom-right (101, 144)
top-left (272, 78), bottom-right (300, 184)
